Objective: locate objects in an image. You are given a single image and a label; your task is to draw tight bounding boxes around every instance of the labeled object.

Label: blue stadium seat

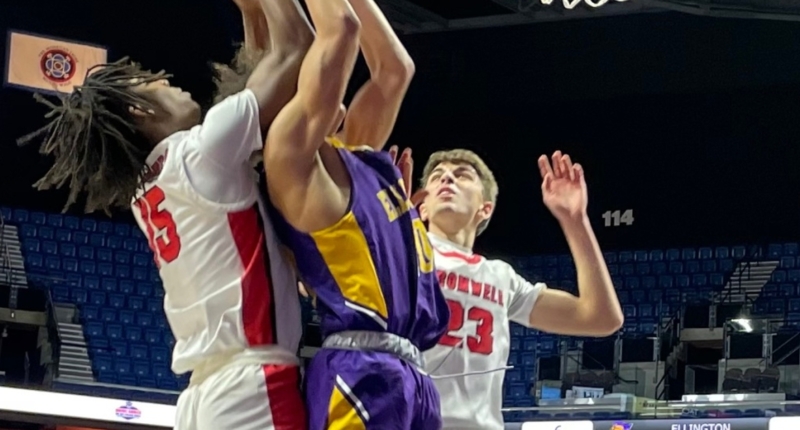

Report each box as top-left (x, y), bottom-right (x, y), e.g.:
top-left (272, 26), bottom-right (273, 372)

top-left (137, 313), bottom-right (154, 327)
top-left (80, 219), bottom-right (97, 232)
top-left (641, 276), bottom-right (656, 290)
top-left (681, 248), bottom-right (696, 260)
top-left (114, 358), bottom-right (132, 376)
top-left (603, 252), bottom-right (617, 264)
top-left (114, 251), bottom-right (131, 265)
top-left (636, 263), bottom-right (649, 275)
top-left (94, 355), bottom-right (113, 372)
top-left (30, 212), bottom-right (46, 225)
top-left (98, 263), bottom-right (113, 277)
top-left (97, 248), bottom-right (112, 262)
top-left (133, 267), bottom-right (148, 281)
top-left (13, 209), bottom-right (30, 223)
top-left (785, 243), bottom-right (799, 256)
top-left (80, 261), bottom-right (96, 274)
top-left (770, 299), bottom-right (786, 314)
top-left (768, 244), bottom-right (783, 259)
top-left (631, 290), bottom-right (645, 303)
top-left (82, 306), bottom-right (99, 321)
top-left (129, 296), bottom-right (144, 311)
top-left (114, 223), bottom-right (131, 237)
top-left (789, 270), bottom-right (800, 283)
top-left (119, 280), bottom-right (135, 294)
top-left (20, 224), bottom-right (37, 238)
top-left (509, 337), bottom-right (520, 352)
top-left (55, 228), bottom-right (71, 242)
top-left (97, 370), bottom-right (118, 384)
top-left (780, 284), bottom-right (795, 297)
top-left (39, 226), bottom-right (54, 240)
top-left (72, 231), bottom-right (89, 245)
top-left (668, 262), bottom-right (683, 274)
top-left (107, 324), bottom-right (123, 340)
top-left (522, 338), bottom-right (536, 351)
top-left (623, 305), bottom-right (636, 318)
top-left (698, 247), bottom-right (713, 259)
top-left (710, 273), bottom-right (725, 287)
top-left (732, 246), bottom-right (746, 260)
top-left (133, 253), bottom-right (151, 267)
top-left (98, 222), bottom-right (113, 235)
top-left (692, 274), bottom-right (708, 287)
top-left (89, 291), bottom-right (107, 306)
top-left (126, 327), bottom-right (142, 342)
top-left (119, 310), bottom-right (135, 325)
top-left (719, 259), bottom-right (734, 272)
top-left (110, 341), bottom-right (127, 357)
top-left (109, 294), bottom-right (125, 309)
top-left (116, 265), bottom-right (131, 279)
top-left (0, 207), bottom-right (11, 222)
top-left (666, 249), bottom-right (680, 261)
top-left (139, 241), bottom-right (151, 253)
top-left (137, 283), bottom-right (154, 297)
top-left (702, 260), bottom-right (717, 272)
top-left (151, 346), bottom-right (169, 363)
top-left (619, 251), bottom-right (633, 263)
top-left (154, 286), bottom-right (165, 298)
top-left (71, 288), bottom-right (88, 304)
top-left (676, 275), bottom-right (690, 288)
top-left (505, 369), bottom-right (522, 382)
top-left (762, 284), bottom-right (778, 297)
top-left (60, 243), bottom-right (76, 258)
top-left (617, 291), bottom-right (629, 304)
top-left (781, 256), bottom-right (795, 268)
top-left (686, 261), bottom-right (700, 273)
top-left (138, 377), bottom-right (157, 389)
top-left (130, 344), bottom-right (148, 361)
top-left (652, 262), bottom-right (666, 275)
top-left (620, 264), bottom-right (633, 276)
top-left (650, 249), bottom-right (664, 262)
top-left (774, 271), bottom-right (787, 283)
top-left (639, 304), bottom-right (654, 318)
top-left (85, 322), bottom-right (104, 338)
top-left (108, 236), bottom-right (123, 250)
top-left (23, 238), bottom-right (41, 254)
top-left (134, 361), bottom-right (150, 378)
top-left (84, 275), bottom-right (100, 290)
top-left (52, 286), bottom-right (69, 302)
top-left (158, 378), bottom-right (179, 391)
top-left (789, 299), bottom-right (800, 313)
top-left (42, 241), bottom-right (58, 255)
top-left (155, 315), bottom-right (168, 330)
top-left (544, 256), bottom-right (557, 267)
top-left (45, 256), bottom-right (61, 271)
top-left (634, 250), bottom-right (648, 262)
top-left (145, 329), bottom-right (162, 344)
top-left (607, 264), bottom-right (618, 276)
top-left (101, 308), bottom-right (117, 323)
top-left (147, 298), bottom-right (161, 313)
top-left (648, 289), bottom-right (663, 302)
top-left (665, 289), bottom-right (680, 303)
top-left (90, 234), bottom-right (105, 247)
top-left (101, 278), bottom-right (117, 292)
top-left (77, 246), bottom-right (94, 260)
top-left (87, 337), bottom-right (109, 355)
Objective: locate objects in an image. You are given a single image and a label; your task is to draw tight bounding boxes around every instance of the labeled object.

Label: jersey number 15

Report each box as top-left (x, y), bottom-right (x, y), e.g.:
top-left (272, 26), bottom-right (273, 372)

top-left (134, 185), bottom-right (182, 267)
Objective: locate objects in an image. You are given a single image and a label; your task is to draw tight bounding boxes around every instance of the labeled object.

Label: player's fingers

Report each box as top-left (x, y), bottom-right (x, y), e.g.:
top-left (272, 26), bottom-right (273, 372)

top-left (541, 172), bottom-right (553, 192)
top-left (573, 163), bottom-right (584, 183)
top-left (537, 155), bottom-right (552, 179)
top-left (410, 189), bottom-right (429, 207)
top-left (551, 151), bottom-right (563, 178)
top-left (388, 145), bottom-right (399, 165)
top-left (562, 154), bottom-right (574, 181)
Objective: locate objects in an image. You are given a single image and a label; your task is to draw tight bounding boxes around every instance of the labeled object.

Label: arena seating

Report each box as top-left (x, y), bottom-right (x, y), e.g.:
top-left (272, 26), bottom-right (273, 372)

top-left (2, 205), bottom-right (800, 415)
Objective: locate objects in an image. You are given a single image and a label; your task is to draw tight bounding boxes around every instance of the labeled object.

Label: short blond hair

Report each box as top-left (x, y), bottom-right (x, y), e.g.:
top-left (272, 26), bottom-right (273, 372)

top-left (420, 149), bottom-right (498, 235)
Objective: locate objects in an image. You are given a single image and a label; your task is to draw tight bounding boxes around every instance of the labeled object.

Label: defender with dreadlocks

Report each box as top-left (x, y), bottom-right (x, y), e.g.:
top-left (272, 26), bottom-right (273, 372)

top-left (20, 0), bottom-right (314, 428)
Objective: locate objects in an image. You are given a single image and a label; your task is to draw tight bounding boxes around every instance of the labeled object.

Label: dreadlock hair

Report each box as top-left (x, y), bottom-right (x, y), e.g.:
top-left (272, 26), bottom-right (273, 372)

top-left (18, 57), bottom-right (169, 215)
top-left (211, 44), bottom-right (266, 105)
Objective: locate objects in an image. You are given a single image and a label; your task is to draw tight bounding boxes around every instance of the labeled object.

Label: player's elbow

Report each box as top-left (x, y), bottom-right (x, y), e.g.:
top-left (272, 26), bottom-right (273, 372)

top-left (323, 9), bottom-right (362, 41)
top-left (589, 313), bottom-right (624, 337)
top-left (375, 56), bottom-right (415, 90)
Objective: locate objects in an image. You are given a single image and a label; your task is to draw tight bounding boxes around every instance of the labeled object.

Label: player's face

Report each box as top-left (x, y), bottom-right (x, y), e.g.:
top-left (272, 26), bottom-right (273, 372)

top-left (421, 161), bottom-right (491, 231)
top-left (131, 79), bottom-right (201, 140)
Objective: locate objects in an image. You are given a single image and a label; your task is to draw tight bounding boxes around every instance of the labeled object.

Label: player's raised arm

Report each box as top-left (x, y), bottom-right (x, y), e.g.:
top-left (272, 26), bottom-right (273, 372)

top-left (245, 0), bottom-right (314, 128)
top-left (340, 0), bottom-right (415, 150)
top-left (263, 0), bottom-right (361, 175)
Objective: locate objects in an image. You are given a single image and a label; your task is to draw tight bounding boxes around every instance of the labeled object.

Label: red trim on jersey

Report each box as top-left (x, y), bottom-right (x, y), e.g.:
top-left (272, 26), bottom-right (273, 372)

top-left (262, 364), bottom-right (307, 430)
top-left (436, 248), bottom-right (483, 265)
top-left (229, 207), bottom-right (275, 346)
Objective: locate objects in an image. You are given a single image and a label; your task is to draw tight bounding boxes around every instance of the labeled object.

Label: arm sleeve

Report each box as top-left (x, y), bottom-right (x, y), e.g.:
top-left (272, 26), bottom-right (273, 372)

top-left (507, 265), bottom-right (547, 326)
top-left (192, 89), bottom-right (262, 166)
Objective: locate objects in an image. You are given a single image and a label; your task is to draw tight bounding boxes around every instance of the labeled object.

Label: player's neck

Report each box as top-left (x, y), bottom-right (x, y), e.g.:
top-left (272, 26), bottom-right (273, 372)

top-left (428, 222), bottom-right (476, 250)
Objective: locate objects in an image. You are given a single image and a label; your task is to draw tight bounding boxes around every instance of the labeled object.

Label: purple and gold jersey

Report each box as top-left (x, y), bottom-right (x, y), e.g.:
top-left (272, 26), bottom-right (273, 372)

top-left (268, 138), bottom-right (449, 351)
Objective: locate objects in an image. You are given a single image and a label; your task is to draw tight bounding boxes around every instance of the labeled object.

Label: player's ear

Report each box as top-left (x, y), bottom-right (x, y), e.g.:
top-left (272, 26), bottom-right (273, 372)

top-left (477, 200), bottom-right (494, 222)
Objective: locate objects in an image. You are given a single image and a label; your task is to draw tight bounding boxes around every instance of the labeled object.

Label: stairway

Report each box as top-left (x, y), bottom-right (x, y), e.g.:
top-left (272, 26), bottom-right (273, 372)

top-left (723, 260), bottom-right (778, 303)
top-left (0, 224), bottom-right (27, 288)
top-left (56, 319), bottom-right (95, 383)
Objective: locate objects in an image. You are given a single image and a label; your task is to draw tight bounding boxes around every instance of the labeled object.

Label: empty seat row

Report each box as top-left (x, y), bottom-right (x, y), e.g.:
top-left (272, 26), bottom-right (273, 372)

top-left (1, 207), bottom-right (140, 238)
top-left (761, 283), bottom-right (800, 298)
top-left (85, 321), bottom-right (172, 345)
top-left (19, 224), bottom-right (147, 249)
top-left (27, 255), bottom-right (159, 281)
top-left (610, 260), bottom-right (734, 276)
top-left (772, 270), bottom-right (800, 283)
top-left (57, 275), bottom-right (163, 296)
top-left (81, 306), bottom-right (167, 328)
top-left (56, 289), bottom-right (162, 311)
top-left (23, 239), bottom-right (154, 267)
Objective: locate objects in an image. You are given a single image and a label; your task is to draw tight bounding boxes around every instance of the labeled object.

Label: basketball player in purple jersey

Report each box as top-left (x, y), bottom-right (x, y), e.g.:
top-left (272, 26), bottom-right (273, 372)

top-left (262, 0), bottom-right (449, 428)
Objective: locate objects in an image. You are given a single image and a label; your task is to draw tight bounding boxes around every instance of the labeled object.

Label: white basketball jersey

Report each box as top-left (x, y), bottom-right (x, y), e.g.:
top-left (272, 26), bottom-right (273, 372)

top-left (130, 90), bottom-right (301, 375)
top-left (423, 233), bottom-right (546, 430)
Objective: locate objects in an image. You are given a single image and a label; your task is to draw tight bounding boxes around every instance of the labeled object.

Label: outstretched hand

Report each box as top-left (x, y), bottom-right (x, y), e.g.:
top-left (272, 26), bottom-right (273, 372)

top-left (388, 145), bottom-right (428, 206)
top-left (538, 151), bottom-right (588, 223)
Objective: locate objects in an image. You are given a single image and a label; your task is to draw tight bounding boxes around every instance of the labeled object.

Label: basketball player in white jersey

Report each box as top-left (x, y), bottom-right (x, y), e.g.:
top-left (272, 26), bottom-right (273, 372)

top-left (417, 149), bottom-right (625, 430)
top-left (20, 0), bottom-right (314, 428)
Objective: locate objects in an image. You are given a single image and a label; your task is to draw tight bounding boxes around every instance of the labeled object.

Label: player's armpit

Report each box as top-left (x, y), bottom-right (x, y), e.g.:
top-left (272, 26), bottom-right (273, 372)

top-left (527, 288), bottom-right (622, 337)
